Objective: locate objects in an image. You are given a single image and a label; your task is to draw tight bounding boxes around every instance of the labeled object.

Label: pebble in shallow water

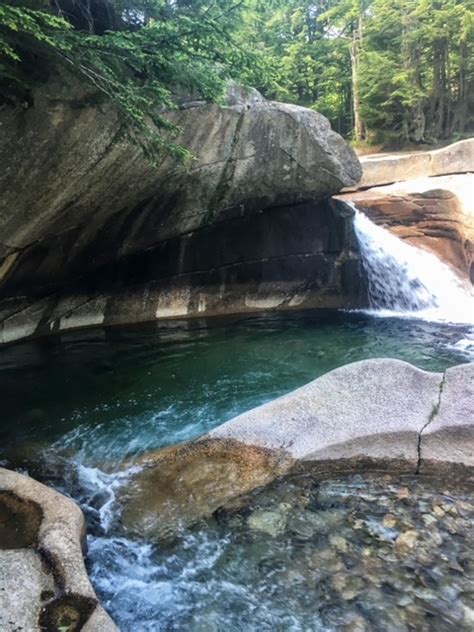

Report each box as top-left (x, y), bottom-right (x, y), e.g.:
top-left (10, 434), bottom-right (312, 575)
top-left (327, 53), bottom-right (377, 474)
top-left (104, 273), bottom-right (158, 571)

top-left (394, 529), bottom-right (418, 556)
top-left (247, 509), bottom-right (287, 537)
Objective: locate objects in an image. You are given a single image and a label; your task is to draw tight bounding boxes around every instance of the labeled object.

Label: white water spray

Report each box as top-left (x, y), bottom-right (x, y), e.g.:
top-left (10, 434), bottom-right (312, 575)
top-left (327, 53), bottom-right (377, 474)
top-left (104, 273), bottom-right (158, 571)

top-left (350, 202), bottom-right (474, 326)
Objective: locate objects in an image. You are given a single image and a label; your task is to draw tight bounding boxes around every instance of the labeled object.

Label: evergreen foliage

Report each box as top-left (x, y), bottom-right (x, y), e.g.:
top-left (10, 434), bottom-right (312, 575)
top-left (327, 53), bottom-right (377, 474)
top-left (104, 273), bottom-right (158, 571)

top-left (235, 0), bottom-right (474, 145)
top-left (0, 0), bottom-right (253, 160)
top-left (1, 1), bottom-right (473, 151)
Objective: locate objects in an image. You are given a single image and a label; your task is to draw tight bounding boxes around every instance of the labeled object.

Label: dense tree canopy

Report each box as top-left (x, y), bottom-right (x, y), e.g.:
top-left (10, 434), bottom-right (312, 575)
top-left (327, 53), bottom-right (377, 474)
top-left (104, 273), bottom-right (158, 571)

top-left (1, 0), bottom-right (473, 152)
top-left (237, 0), bottom-right (474, 145)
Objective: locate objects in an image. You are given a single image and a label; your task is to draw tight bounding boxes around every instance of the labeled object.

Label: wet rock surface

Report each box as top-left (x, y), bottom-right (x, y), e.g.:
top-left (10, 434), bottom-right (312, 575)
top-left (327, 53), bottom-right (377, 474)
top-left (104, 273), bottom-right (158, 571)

top-left (120, 439), bottom-right (294, 540)
top-left (338, 173), bottom-right (474, 282)
top-left (0, 468), bottom-right (118, 631)
top-left (91, 468), bottom-right (474, 631)
top-left (0, 75), bottom-right (362, 344)
top-left (0, 490), bottom-right (43, 549)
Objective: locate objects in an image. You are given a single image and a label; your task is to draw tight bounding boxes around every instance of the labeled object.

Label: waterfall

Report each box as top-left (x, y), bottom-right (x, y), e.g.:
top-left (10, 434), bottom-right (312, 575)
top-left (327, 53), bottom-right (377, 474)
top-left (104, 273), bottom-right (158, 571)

top-left (350, 202), bottom-right (474, 326)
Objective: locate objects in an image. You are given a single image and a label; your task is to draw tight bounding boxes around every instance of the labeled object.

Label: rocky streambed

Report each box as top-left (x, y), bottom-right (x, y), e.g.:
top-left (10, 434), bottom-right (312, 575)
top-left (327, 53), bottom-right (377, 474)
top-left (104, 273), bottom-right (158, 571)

top-left (0, 320), bottom-right (472, 630)
top-left (87, 468), bottom-right (474, 631)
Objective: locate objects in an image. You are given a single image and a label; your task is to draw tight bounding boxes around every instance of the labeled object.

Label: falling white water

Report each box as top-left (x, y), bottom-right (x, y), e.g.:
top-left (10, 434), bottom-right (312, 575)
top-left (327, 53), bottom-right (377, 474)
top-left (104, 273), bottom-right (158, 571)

top-left (350, 202), bottom-right (474, 327)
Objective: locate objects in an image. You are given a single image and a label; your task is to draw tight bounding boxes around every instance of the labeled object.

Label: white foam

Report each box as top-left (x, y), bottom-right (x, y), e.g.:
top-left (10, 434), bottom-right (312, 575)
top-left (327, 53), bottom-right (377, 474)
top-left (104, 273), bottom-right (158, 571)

top-left (351, 203), bottom-right (474, 326)
top-left (448, 333), bottom-right (474, 360)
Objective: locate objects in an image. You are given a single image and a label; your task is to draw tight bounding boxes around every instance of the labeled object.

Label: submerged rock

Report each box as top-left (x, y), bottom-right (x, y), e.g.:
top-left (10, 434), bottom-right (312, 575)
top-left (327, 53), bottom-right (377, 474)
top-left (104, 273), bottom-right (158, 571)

top-left (247, 510), bottom-right (287, 537)
top-left (394, 530), bottom-right (418, 556)
top-left (343, 615), bottom-right (369, 632)
top-left (173, 469), bottom-right (474, 632)
top-left (329, 534), bottom-right (350, 553)
top-left (120, 438), bottom-right (294, 540)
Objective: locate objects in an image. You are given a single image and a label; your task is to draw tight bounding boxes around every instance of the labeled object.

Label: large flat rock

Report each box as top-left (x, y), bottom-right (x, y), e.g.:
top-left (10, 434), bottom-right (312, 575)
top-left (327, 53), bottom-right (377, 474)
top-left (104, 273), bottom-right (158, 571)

top-left (420, 363), bottom-right (474, 468)
top-left (210, 359), bottom-right (443, 464)
top-left (350, 138), bottom-right (474, 190)
top-left (0, 76), bottom-right (362, 343)
top-left (118, 359), bottom-right (473, 541)
top-left (0, 83), bottom-right (361, 253)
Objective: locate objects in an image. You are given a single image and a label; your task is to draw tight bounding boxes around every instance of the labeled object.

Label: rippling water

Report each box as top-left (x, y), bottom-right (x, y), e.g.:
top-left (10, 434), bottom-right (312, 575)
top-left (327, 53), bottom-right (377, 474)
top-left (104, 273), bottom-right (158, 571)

top-left (0, 310), bottom-right (471, 465)
top-left (88, 469), bottom-right (474, 631)
top-left (0, 310), bottom-right (472, 630)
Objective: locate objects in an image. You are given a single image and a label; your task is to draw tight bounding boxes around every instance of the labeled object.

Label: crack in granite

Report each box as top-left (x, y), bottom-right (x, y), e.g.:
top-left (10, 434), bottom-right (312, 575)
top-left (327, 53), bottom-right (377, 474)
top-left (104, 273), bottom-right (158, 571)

top-left (415, 371), bottom-right (446, 474)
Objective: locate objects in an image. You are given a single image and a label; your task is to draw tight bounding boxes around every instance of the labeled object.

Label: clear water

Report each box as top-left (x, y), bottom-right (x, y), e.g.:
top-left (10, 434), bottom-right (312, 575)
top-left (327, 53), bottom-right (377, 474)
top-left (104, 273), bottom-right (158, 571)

top-left (2, 206), bottom-right (473, 630)
top-left (0, 310), bottom-right (471, 468)
top-left (89, 470), bottom-right (474, 631)
top-left (0, 310), bottom-right (472, 630)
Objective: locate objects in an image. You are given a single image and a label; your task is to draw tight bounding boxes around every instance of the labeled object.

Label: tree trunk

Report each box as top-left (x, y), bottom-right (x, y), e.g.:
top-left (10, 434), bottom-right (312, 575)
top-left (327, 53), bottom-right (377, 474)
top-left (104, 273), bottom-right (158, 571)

top-left (430, 37), bottom-right (448, 139)
top-left (351, 15), bottom-right (365, 142)
top-left (401, 8), bottom-right (425, 143)
top-left (452, 42), bottom-right (469, 133)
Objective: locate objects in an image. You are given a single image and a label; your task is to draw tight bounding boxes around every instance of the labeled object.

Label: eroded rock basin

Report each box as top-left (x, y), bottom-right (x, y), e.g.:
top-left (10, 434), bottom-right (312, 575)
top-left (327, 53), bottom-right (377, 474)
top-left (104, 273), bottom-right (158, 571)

top-left (0, 311), bottom-right (473, 630)
top-left (0, 469), bottom-right (117, 632)
top-left (89, 466), bottom-right (474, 631)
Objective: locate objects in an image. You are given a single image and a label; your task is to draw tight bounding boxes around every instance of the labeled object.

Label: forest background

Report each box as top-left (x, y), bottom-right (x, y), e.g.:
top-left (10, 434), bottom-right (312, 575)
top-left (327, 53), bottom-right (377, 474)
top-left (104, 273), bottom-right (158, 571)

top-left (1, 0), bottom-right (472, 156)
